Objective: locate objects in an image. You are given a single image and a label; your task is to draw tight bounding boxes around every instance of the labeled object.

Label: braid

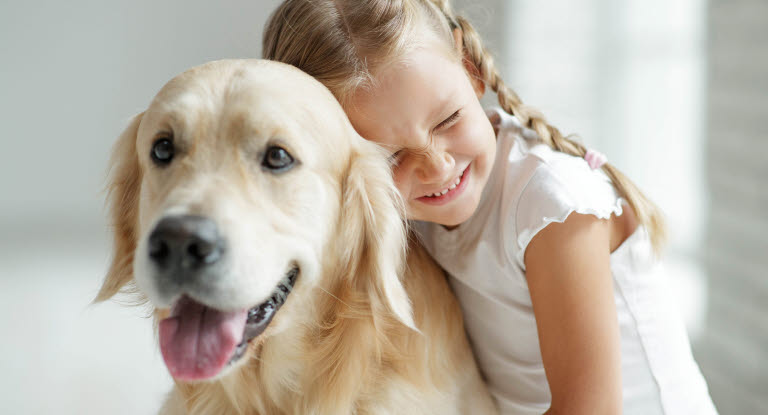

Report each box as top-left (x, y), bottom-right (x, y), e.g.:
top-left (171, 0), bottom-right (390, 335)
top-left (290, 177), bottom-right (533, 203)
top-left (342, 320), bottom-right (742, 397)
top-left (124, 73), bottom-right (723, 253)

top-left (452, 15), bottom-right (571, 149)
top-left (432, 2), bottom-right (667, 251)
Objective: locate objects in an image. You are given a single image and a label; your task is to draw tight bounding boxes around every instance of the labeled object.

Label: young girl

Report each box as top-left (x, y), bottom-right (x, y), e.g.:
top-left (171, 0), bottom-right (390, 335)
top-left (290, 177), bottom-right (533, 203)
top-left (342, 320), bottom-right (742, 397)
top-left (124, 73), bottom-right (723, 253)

top-left (263, 1), bottom-right (718, 413)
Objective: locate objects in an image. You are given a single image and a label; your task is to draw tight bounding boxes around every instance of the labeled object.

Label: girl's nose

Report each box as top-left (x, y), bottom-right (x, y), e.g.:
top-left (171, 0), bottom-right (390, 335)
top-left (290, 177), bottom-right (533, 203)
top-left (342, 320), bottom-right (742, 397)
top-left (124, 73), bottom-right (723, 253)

top-left (416, 149), bottom-right (456, 183)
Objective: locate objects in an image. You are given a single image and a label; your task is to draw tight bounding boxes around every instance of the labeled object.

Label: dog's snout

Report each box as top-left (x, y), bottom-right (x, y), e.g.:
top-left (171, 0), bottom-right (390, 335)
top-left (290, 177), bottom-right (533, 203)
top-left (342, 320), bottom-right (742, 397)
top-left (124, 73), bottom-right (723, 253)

top-left (149, 215), bottom-right (224, 271)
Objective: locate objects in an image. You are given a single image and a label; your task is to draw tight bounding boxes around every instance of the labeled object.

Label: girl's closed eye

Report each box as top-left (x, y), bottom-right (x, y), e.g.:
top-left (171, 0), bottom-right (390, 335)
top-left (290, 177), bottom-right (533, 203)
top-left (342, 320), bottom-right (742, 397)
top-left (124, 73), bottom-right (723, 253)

top-left (388, 149), bottom-right (404, 166)
top-left (388, 110), bottom-right (462, 166)
top-left (435, 109), bottom-right (461, 131)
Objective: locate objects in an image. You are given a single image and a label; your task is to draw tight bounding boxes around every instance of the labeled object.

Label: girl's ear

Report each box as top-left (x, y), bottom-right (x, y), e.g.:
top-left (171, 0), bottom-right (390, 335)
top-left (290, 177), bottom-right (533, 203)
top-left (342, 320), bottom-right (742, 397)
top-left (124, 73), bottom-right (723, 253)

top-left (94, 112), bottom-right (144, 303)
top-left (453, 27), bottom-right (486, 98)
top-left (453, 26), bottom-right (463, 52)
top-left (339, 140), bottom-right (416, 330)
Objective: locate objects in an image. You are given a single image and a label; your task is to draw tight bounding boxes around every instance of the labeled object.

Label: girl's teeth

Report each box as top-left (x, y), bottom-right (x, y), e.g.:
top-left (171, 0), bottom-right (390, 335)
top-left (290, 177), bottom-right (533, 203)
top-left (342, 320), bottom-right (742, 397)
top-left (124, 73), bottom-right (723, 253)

top-left (427, 173), bottom-right (465, 198)
top-left (446, 175), bottom-right (462, 191)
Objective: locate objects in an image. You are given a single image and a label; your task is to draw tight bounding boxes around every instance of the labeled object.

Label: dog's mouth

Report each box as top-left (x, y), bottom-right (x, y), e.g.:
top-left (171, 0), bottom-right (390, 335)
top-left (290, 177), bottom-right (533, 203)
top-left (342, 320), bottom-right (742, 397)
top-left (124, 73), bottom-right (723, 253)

top-left (229, 267), bottom-right (299, 364)
top-left (158, 267), bottom-right (299, 381)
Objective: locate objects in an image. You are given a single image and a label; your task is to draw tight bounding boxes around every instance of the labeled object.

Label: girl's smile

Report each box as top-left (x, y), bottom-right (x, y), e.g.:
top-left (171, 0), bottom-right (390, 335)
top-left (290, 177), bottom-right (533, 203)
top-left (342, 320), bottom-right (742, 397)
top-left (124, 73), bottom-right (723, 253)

top-left (415, 164), bottom-right (470, 206)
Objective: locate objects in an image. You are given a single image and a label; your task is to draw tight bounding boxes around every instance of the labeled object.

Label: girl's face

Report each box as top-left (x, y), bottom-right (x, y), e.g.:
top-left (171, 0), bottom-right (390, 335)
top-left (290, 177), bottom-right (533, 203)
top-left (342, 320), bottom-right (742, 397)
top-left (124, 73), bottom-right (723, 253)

top-left (347, 46), bottom-right (497, 227)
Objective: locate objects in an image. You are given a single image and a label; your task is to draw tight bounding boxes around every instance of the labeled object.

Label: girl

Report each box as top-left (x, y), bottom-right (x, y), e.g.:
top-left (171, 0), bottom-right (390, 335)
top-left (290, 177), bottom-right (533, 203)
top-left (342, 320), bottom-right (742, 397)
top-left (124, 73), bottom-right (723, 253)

top-left (263, 1), bottom-right (718, 413)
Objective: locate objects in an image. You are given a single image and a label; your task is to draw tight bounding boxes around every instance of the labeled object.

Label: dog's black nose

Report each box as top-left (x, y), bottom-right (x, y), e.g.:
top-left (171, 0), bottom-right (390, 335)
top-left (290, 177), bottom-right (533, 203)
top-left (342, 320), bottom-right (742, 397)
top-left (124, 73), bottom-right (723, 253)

top-left (148, 215), bottom-right (224, 270)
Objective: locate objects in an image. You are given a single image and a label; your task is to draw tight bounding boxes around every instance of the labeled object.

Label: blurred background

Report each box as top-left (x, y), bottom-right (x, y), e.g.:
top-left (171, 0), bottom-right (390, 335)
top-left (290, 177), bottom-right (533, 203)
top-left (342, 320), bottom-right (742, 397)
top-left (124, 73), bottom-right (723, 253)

top-left (0, 0), bottom-right (765, 413)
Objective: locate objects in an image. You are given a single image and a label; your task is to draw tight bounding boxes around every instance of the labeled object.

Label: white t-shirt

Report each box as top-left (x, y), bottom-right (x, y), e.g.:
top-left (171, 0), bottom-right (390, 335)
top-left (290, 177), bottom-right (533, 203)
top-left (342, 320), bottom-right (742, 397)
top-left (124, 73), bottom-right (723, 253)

top-left (413, 108), bottom-right (718, 415)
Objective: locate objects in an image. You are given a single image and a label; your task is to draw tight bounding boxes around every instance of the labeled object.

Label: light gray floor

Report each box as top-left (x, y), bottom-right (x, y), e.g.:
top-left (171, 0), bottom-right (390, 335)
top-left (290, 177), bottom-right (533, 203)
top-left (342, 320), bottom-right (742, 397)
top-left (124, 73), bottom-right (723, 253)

top-left (0, 222), bottom-right (173, 415)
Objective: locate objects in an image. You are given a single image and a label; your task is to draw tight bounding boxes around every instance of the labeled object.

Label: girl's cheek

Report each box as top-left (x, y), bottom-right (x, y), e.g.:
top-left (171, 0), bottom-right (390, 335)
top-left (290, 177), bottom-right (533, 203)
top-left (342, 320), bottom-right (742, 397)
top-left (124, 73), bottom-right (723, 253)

top-left (462, 115), bottom-right (494, 148)
top-left (392, 165), bottom-right (412, 199)
top-left (450, 121), bottom-right (477, 151)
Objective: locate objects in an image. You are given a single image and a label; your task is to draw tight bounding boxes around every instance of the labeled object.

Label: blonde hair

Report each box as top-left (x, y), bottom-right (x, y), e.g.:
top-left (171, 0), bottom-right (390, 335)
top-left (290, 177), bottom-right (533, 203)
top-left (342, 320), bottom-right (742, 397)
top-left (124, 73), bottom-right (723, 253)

top-left (263, 0), bottom-right (667, 251)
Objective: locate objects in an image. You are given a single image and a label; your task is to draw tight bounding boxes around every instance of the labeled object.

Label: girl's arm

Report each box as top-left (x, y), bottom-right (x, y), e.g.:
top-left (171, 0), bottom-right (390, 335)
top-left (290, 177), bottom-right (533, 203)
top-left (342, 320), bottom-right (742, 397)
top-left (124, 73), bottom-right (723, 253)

top-left (524, 212), bottom-right (623, 415)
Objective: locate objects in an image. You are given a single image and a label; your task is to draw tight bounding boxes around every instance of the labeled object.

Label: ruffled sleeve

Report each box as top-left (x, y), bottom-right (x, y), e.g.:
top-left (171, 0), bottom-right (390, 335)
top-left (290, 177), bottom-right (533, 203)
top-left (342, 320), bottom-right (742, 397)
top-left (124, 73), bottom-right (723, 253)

top-left (512, 154), bottom-right (625, 270)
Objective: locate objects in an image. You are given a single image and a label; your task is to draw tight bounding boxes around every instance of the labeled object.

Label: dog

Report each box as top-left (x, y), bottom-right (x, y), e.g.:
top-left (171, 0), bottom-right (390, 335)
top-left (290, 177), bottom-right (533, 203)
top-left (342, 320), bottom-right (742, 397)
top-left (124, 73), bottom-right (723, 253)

top-left (96, 59), bottom-right (497, 414)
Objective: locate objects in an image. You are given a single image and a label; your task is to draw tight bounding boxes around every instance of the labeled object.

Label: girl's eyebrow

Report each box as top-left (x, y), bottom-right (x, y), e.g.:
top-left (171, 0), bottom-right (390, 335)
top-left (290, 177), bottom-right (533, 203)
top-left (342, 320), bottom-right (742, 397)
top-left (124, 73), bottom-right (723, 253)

top-left (429, 90), bottom-right (460, 124)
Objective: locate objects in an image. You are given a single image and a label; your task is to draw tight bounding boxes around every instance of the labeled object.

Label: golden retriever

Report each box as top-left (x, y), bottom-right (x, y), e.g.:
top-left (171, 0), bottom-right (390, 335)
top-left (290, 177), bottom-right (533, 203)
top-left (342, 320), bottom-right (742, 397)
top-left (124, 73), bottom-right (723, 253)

top-left (96, 59), bottom-right (497, 415)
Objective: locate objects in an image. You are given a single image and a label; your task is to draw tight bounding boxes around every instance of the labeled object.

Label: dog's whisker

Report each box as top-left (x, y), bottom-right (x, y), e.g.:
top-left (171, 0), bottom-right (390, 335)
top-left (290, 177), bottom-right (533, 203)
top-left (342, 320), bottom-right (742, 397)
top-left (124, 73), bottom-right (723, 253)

top-left (317, 286), bottom-right (352, 308)
top-left (246, 350), bottom-right (278, 372)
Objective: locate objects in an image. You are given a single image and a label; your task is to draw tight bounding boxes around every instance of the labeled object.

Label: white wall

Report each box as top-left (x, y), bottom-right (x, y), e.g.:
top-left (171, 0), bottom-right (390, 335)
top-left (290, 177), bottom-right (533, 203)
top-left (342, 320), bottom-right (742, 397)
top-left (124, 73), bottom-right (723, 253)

top-left (697, 0), bottom-right (768, 413)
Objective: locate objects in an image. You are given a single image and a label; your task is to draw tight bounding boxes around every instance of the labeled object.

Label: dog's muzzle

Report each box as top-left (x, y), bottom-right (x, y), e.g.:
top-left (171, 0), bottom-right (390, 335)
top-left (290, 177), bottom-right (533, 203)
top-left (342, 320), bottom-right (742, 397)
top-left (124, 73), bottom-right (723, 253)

top-left (145, 214), bottom-right (301, 381)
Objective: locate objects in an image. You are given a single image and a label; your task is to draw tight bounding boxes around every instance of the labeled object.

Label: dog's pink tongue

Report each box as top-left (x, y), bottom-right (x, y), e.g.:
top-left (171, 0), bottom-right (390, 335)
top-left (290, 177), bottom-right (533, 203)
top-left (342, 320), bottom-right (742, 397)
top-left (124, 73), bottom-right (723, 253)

top-left (159, 297), bottom-right (248, 381)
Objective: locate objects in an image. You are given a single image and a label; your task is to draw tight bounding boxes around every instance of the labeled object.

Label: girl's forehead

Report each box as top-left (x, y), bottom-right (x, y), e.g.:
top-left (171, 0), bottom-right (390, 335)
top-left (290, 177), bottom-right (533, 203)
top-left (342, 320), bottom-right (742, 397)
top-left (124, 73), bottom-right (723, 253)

top-left (346, 48), bottom-right (470, 146)
top-left (374, 47), bottom-right (464, 99)
top-left (374, 29), bottom-right (459, 77)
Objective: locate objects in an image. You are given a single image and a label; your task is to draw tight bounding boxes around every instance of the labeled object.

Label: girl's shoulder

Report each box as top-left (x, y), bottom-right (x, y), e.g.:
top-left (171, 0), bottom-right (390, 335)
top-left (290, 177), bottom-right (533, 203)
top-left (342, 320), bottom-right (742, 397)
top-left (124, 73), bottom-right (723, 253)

top-left (487, 108), bottom-right (625, 268)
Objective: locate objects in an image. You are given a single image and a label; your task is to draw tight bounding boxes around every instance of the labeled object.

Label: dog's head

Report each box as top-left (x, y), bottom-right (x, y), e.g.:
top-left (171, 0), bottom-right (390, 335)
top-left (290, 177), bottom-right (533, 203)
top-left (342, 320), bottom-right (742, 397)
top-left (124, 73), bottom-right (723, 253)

top-left (96, 59), bottom-right (414, 382)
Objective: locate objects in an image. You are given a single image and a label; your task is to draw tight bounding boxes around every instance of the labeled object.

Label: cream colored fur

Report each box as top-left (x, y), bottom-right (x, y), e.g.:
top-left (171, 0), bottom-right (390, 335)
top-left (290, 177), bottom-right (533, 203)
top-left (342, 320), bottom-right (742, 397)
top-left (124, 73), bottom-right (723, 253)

top-left (97, 59), bottom-right (497, 415)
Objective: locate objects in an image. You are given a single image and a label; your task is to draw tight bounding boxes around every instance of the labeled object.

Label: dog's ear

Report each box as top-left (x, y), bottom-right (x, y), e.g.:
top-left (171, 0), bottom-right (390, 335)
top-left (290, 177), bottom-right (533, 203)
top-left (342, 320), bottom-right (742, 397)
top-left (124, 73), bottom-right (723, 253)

top-left (340, 140), bottom-right (416, 330)
top-left (94, 112), bottom-right (144, 303)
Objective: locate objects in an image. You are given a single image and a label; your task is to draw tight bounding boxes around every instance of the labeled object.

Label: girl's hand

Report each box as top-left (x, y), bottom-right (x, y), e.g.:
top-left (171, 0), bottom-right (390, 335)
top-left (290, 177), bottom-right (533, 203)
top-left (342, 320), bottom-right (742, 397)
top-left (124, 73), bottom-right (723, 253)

top-left (525, 212), bottom-right (624, 415)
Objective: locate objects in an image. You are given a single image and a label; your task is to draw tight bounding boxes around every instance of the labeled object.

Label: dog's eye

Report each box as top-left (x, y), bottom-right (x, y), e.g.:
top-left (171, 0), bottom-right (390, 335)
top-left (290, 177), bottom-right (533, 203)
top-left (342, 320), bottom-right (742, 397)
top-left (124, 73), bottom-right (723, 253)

top-left (151, 138), bottom-right (174, 166)
top-left (262, 146), bottom-right (295, 172)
